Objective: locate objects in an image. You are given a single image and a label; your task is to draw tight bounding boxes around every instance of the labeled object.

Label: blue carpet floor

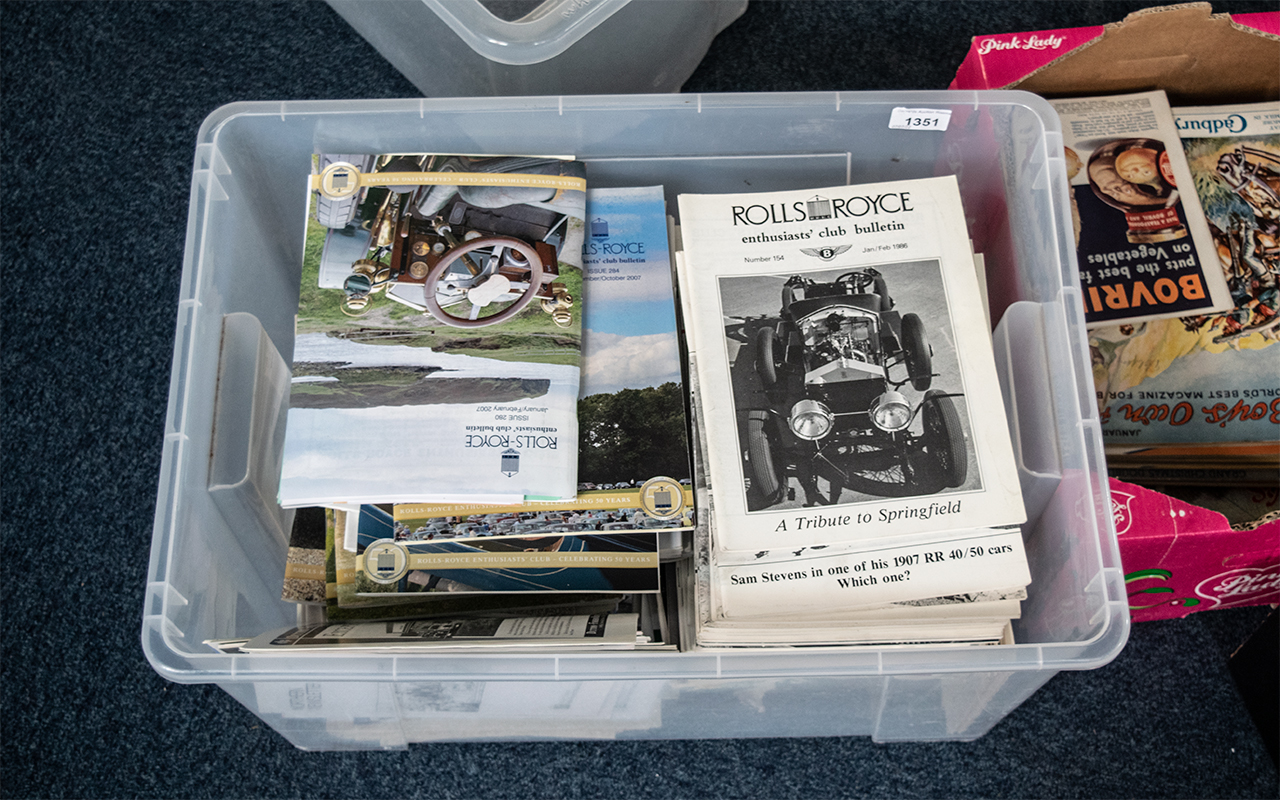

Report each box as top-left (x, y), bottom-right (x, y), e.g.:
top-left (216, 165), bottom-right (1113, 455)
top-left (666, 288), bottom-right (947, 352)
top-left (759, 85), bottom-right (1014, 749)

top-left (3, 1), bottom-right (1277, 797)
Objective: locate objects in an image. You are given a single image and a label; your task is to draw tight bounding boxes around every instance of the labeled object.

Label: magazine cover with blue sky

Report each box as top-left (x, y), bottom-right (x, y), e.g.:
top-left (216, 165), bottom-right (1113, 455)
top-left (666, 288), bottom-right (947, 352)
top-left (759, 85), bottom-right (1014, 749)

top-left (388, 186), bottom-right (696, 544)
top-left (279, 154), bottom-right (586, 507)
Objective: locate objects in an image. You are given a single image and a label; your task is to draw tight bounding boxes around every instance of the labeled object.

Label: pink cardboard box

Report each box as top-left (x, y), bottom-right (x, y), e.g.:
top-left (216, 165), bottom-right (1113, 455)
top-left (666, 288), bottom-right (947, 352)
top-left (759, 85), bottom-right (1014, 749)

top-left (949, 4), bottom-right (1279, 104)
top-left (949, 3), bottom-right (1279, 622)
top-left (1112, 478), bottom-right (1279, 622)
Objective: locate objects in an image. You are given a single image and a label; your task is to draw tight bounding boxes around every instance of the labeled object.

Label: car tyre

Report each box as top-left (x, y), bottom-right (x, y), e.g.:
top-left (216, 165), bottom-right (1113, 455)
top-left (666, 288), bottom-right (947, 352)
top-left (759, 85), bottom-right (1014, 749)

top-left (755, 327), bottom-right (780, 388)
top-left (920, 390), bottom-right (967, 489)
top-left (873, 275), bottom-right (893, 309)
top-left (746, 410), bottom-right (785, 509)
top-left (901, 312), bottom-right (933, 391)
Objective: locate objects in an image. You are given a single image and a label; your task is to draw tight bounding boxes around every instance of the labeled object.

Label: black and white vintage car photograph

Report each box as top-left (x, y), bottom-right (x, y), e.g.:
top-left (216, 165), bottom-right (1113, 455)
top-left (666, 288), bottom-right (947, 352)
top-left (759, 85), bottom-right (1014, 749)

top-left (719, 261), bottom-right (983, 512)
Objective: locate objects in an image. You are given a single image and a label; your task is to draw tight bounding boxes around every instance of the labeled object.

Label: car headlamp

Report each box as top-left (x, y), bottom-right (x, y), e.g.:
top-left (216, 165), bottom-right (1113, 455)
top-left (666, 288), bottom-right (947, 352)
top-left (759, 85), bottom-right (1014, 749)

top-left (789, 399), bottom-right (834, 441)
top-left (870, 391), bottom-right (912, 432)
top-left (343, 273), bottom-right (373, 298)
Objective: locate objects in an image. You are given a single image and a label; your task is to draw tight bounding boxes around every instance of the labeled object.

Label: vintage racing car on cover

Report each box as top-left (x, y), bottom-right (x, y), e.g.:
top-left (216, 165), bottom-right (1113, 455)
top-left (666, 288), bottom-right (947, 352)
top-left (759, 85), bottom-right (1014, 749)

top-left (746, 268), bottom-right (968, 509)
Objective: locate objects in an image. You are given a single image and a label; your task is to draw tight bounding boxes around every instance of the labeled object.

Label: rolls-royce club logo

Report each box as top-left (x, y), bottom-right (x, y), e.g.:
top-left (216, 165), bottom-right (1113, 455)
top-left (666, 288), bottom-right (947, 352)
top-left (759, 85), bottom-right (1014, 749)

top-left (362, 539), bottom-right (410, 584)
top-left (501, 448), bottom-right (520, 477)
top-left (638, 476), bottom-right (686, 521)
top-left (805, 195), bottom-right (832, 220)
top-left (800, 244), bottom-right (852, 261)
top-left (317, 161), bottom-right (362, 199)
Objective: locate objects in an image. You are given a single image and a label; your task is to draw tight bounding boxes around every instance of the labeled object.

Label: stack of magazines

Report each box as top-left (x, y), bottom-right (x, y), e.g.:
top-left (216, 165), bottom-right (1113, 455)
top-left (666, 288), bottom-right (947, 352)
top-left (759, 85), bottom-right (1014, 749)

top-left (260, 156), bottom-right (698, 653)
top-left (674, 176), bottom-right (1032, 647)
top-left (223, 160), bottom-right (1041, 655)
top-left (1050, 93), bottom-right (1280, 484)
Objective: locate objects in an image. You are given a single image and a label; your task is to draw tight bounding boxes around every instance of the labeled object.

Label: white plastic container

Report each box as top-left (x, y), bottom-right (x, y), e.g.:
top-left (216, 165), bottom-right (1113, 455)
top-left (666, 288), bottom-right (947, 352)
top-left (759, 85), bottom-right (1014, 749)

top-left (145, 92), bottom-right (1128, 750)
top-left (324, 0), bottom-right (748, 96)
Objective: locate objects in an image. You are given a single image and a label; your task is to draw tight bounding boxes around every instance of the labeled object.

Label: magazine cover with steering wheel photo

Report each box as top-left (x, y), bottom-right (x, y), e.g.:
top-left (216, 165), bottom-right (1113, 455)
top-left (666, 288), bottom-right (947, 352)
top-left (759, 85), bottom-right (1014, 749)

top-left (279, 153), bottom-right (587, 507)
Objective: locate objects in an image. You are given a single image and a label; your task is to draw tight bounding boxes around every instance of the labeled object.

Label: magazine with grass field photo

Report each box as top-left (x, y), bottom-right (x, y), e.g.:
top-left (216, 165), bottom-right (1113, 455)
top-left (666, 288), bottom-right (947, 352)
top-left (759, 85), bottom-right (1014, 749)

top-left (279, 153), bottom-right (588, 507)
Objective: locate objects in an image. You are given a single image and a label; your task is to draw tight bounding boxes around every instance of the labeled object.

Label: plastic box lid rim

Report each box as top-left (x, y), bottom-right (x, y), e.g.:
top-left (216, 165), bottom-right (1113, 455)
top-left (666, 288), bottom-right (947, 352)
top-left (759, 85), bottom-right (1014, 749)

top-left (193, 90), bottom-right (1065, 146)
top-left (423, 0), bottom-right (632, 65)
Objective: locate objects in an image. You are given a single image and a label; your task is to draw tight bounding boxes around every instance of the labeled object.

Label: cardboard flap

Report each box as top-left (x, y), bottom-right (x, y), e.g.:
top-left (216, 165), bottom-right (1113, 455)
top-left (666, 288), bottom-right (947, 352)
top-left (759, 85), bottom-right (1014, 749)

top-left (1014, 4), bottom-right (1280, 105)
top-left (949, 24), bottom-right (1104, 93)
top-left (1110, 477), bottom-right (1232, 540)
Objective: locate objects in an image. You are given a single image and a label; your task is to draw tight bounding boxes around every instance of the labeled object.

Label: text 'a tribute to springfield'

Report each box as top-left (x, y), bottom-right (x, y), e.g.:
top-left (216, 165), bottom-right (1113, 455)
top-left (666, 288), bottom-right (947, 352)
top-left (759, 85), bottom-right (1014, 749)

top-left (677, 174), bottom-right (1031, 630)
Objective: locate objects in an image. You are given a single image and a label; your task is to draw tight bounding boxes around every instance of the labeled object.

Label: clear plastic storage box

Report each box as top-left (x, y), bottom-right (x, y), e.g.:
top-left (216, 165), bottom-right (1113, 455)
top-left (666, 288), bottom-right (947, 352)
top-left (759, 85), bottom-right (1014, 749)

top-left (324, 0), bottom-right (748, 96)
top-left (145, 92), bottom-right (1128, 751)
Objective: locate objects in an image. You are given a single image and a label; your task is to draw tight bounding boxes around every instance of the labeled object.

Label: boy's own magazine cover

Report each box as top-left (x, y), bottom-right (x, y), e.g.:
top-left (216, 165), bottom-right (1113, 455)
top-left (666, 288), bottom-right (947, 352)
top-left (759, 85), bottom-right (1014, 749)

top-left (279, 154), bottom-right (587, 507)
top-left (1049, 90), bottom-right (1234, 327)
top-left (1091, 102), bottom-right (1280, 454)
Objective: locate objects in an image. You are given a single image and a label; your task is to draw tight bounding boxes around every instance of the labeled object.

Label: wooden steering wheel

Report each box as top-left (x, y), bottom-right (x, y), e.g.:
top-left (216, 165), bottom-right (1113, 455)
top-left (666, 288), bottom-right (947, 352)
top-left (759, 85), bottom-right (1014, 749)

top-left (422, 235), bottom-right (545, 328)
